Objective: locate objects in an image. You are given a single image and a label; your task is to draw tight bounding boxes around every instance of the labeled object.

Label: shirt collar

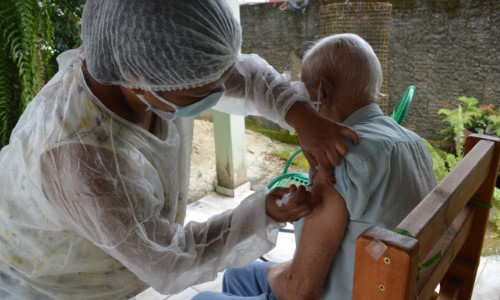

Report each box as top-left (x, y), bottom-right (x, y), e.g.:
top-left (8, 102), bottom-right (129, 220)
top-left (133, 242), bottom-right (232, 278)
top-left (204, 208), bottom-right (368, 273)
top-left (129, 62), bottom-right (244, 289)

top-left (343, 103), bottom-right (384, 126)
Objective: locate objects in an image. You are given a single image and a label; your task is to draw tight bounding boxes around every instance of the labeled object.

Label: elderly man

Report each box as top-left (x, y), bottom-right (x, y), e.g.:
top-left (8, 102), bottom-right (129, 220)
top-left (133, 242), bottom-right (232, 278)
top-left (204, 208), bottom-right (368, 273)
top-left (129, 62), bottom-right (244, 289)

top-left (0, 0), bottom-right (368, 297)
top-left (194, 33), bottom-right (437, 300)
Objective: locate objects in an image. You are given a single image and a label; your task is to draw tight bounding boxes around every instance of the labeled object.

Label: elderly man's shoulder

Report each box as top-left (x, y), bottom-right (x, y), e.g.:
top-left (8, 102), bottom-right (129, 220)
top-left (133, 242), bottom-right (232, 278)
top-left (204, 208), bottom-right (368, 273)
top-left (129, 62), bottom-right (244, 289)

top-left (346, 117), bottom-right (424, 157)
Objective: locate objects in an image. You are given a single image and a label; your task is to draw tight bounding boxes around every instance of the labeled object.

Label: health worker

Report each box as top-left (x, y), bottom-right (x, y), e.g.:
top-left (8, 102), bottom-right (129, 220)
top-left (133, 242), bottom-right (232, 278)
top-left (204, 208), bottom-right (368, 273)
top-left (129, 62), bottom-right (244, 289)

top-left (0, 0), bottom-right (358, 299)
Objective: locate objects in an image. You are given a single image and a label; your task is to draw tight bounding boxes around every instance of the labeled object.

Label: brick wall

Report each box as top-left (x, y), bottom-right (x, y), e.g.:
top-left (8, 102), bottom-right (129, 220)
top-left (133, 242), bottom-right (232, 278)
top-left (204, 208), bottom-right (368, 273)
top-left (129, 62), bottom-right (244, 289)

top-left (240, 0), bottom-right (500, 140)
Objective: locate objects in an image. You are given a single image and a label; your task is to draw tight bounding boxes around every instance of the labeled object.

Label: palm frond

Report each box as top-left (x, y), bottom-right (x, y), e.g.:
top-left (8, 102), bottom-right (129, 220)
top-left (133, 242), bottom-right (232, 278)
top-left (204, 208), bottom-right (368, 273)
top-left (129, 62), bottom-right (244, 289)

top-left (0, 0), bottom-right (83, 148)
top-left (0, 0), bottom-right (59, 147)
top-left (0, 35), bottom-right (20, 146)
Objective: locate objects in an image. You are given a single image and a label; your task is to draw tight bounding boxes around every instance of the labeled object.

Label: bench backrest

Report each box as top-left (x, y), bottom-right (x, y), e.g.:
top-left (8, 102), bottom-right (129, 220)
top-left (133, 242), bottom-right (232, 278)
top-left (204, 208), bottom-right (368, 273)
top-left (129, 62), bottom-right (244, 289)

top-left (353, 134), bottom-right (500, 300)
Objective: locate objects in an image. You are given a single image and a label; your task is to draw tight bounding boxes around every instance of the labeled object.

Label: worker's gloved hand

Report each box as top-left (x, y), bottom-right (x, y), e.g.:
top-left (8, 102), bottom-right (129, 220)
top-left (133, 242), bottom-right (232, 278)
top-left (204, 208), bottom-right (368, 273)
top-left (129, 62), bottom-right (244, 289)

top-left (265, 184), bottom-right (321, 222)
top-left (286, 102), bottom-right (359, 182)
top-left (297, 117), bottom-right (358, 172)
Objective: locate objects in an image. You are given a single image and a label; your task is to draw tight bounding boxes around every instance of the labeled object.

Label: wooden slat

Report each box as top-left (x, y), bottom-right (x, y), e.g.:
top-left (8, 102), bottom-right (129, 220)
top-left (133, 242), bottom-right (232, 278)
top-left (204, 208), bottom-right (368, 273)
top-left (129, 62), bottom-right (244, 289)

top-left (398, 140), bottom-right (494, 258)
top-left (440, 135), bottom-right (500, 300)
top-left (437, 277), bottom-right (461, 300)
top-left (416, 205), bottom-right (474, 300)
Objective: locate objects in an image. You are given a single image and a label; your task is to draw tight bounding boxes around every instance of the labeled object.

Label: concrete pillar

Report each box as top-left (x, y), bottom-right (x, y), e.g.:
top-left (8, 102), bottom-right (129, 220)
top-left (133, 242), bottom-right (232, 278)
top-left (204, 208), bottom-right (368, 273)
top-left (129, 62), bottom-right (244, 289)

top-left (213, 0), bottom-right (250, 197)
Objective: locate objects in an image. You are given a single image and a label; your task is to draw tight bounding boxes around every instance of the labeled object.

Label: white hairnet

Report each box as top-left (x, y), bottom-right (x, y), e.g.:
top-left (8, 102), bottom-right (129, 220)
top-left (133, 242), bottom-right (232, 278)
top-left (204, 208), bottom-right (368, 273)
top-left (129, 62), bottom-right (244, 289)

top-left (82, 0), bottom-right (242, 91)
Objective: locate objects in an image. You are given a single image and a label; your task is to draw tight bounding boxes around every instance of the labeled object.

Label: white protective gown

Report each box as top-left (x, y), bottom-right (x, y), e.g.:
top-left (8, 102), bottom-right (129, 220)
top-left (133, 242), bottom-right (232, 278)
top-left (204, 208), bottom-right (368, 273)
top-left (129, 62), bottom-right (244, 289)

top-left (0, 48), bottom-right (310, 299)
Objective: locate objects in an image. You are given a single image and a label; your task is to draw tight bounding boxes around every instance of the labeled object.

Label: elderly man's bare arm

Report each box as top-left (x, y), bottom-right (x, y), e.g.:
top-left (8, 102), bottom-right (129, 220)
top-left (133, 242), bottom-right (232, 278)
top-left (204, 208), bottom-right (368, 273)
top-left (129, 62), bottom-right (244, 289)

top-left (268, 169), bottom-right (348, 299)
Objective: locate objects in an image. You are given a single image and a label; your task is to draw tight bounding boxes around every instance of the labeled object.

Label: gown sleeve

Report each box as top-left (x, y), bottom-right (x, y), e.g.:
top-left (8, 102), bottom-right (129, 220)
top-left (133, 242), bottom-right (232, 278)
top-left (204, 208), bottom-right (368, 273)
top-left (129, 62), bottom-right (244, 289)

top-left (213, 53), bottom-right (313, 131)
top-left (40, 142), bottom-right (282, 294)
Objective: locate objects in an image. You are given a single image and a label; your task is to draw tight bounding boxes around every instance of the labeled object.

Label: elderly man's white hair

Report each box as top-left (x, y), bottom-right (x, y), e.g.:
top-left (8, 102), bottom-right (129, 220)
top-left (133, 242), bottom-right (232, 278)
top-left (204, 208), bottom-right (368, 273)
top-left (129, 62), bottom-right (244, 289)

top-left (82, 0), bottom-right (242, 92)
top-left (302, 33), bottom-right (382, 103)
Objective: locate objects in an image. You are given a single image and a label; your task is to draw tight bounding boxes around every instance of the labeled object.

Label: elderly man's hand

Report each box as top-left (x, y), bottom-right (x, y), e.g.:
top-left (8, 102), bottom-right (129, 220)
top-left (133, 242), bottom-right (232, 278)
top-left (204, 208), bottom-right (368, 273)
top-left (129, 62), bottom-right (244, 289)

top-left (286, 102), bottom-right (359, 177)
top-left (265, 185), bottom-right (321, 223)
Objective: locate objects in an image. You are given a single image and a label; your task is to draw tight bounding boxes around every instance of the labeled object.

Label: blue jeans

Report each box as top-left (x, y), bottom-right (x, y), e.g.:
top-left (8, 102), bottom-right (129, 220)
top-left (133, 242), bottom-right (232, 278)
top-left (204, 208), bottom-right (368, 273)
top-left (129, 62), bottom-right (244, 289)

top-left (192, 262), bottom-right (278, 300)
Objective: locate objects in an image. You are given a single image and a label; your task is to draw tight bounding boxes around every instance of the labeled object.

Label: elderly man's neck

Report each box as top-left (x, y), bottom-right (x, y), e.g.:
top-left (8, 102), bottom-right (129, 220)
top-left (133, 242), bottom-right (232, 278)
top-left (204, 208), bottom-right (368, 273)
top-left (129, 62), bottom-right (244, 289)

top-left (327, 95), bottom-right (372, 123)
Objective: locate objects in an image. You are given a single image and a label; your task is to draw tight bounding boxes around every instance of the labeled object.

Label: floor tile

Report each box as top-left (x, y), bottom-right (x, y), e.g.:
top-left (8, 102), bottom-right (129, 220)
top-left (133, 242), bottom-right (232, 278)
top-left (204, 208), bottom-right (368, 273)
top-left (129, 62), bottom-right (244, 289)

top-left (472, 256), bottom-right (500, 300)
top-left (135, 287), bottom-right (167, 300)
top-left (164, 288), bottom-right (199, 300)
top-left (190, 271), bottom-right (225, 293)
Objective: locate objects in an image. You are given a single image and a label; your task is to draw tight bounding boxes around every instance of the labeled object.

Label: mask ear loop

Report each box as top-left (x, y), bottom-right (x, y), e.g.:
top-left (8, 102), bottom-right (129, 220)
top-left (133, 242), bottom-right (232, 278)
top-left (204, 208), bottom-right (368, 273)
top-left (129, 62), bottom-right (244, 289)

top-left (134, 92), bottom-right (153, 111)
top-left (134, 92), bottom-right (176, 120)
top-left (310, 81), bottom-right (322, 112)
top-left (150, 91), bottom-right (180, 110)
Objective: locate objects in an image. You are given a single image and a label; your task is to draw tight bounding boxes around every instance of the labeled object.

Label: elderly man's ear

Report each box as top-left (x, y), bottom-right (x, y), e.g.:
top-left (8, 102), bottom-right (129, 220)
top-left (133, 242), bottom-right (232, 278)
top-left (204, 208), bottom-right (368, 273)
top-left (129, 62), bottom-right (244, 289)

top-left (319, 77), bottom-right (335, 104)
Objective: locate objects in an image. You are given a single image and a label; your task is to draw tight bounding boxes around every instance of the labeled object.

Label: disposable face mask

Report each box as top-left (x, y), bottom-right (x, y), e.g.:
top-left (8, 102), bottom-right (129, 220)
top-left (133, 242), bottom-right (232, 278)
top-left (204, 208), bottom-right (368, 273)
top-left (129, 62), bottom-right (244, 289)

top-left (151, 84), bottom-right (226, 118)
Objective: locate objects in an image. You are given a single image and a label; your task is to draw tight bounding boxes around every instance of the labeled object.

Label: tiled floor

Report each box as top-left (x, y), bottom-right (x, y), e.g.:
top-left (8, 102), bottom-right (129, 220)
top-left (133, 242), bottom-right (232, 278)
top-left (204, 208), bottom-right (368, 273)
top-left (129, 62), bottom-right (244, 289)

top-left (136, 191), bottom-right (500, 300)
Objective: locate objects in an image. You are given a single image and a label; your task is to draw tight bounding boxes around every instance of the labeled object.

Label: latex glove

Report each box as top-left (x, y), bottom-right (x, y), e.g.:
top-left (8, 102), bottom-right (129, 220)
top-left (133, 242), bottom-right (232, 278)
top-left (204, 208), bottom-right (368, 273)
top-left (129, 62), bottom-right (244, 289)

top-left (265, 185), bottom-right (321, 223)
top-left (286, 102), bottom-right (359, 178)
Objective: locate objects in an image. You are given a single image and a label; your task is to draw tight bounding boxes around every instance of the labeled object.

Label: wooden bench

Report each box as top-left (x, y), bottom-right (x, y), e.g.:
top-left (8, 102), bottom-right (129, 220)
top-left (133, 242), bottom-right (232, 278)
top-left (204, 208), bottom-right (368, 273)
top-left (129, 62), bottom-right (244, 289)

top-left (353, 134), bottom-right (500, 300)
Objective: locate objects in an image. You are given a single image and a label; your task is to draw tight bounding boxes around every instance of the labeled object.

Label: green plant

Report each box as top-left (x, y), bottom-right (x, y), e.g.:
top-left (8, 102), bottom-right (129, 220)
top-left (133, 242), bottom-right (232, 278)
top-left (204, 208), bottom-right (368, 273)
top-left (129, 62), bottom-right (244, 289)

top-left (0, 0), bottom-right (52, 146)
top-left (492, 188), bottom-right (500, 238)
top-left (432, 96), bottom-right (500, 235)
top-left (245, 118), bottom-right (300, 145)
top-left (424, 139), bottom-right (460, 182)
top-left (0, 0), bottom-right (84, 148)
top-left (438, 96), bottom-right (499, 156)
top-left (474, 103), bottom-right (500, 136)
top-left (270, 147), bottom-right (309, 172)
